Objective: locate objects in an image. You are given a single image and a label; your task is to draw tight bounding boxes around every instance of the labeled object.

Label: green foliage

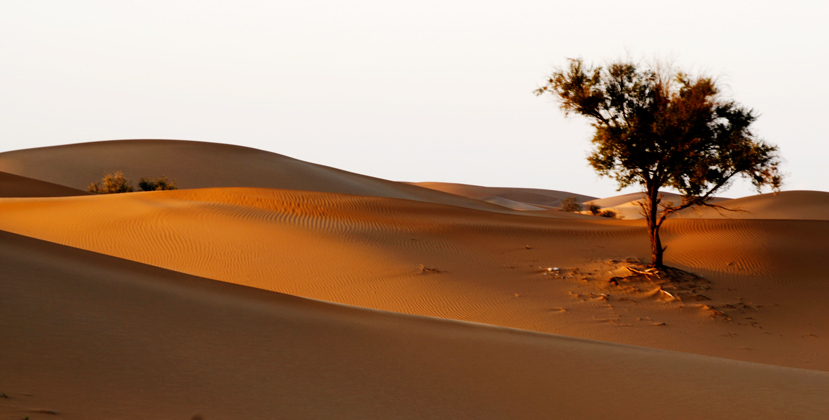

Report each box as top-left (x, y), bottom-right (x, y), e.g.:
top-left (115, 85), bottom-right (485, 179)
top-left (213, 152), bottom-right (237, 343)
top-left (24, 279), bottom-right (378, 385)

top-left (138, 176), bottom-right (178, 191)
top-left (87, 171), bottom-right (134, 194)
top-left (560, 196), bottom-right (582, 212)
top-left (537, 57), bottom-right (782, 267)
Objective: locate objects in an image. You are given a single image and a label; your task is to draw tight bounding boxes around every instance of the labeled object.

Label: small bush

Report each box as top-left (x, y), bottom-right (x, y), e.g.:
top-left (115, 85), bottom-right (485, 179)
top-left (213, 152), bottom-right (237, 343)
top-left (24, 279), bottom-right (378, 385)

top-left (587, 203), bottom-right (602, 216)
top-left (138, 176), bottom-right (178, 191)
top-left (87, 171), bottom-right (134, 194)
top-left (560, 196), bottom-right (582, 212)
top-left (599, 209), bottom-right (617, 218)
top-left (88, 172), bottom-right (178, 194)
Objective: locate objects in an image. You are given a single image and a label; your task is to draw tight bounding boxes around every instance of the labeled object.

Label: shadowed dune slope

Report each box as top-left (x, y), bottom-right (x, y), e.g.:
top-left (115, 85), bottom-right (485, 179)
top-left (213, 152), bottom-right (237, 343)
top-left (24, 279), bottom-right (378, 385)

top-left (481, 196), bottom-right (548, 211)
top-left (415, 182), bottom-right (596, 208)
top-left (1, 188), bottom-right (827, 371)
top-left (0, 171), bottom-right (89, 198)
top-left (0, 139), bottom-right (505, 212)
top-left (2, 230), bottom-right (827, 420)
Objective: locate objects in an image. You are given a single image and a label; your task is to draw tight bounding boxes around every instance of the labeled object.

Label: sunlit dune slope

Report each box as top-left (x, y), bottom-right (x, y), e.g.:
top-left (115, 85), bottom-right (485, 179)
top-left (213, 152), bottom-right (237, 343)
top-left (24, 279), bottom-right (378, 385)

top-left (415, 182), bottom-right (596, 208)
top-left (1, 188), bottom-right (827, 371)
top-left (673, 190), bottom-right (829, 220)
top-left (585, 192), bottom-right (731, 219)
top-left (0, 139), bottom-right (505, 212)
top-left (2, 230), bottom-right (827, 420)
top-left (586, 190), bottom-right (829, 220)
top-left (0, 171), bottom-right (89, 198)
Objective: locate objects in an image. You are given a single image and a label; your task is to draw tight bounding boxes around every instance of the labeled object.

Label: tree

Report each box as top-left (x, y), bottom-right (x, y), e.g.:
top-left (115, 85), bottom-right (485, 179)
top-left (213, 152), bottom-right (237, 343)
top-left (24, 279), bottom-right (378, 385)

top-left (88, 171), bottom-right (134, 194)
top-left (535, 58), bottom-right (781, 268)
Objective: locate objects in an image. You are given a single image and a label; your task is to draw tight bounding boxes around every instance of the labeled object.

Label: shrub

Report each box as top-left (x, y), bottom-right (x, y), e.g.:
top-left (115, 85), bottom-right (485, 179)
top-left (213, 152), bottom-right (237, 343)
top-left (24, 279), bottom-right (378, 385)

top-left (560, 196), bottom-right (582, 212)
top-left (587, 203), bottom-right (602, 216)
top-left (138, 176), bottom-right (178, 191)
top-left (87, 171), bottom-right (134, 194)
top-left (599, 209), bottom-right (617, 218)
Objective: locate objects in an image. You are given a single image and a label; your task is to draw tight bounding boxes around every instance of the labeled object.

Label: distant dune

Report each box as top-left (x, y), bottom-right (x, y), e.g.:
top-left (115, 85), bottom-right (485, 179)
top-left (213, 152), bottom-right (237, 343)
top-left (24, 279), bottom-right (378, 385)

top-left (1, 139), bottom-right (828, 418)
top-left (415, 181), bottom-right (596, 208)
top-left (0, 139), bottom-right (506, 212)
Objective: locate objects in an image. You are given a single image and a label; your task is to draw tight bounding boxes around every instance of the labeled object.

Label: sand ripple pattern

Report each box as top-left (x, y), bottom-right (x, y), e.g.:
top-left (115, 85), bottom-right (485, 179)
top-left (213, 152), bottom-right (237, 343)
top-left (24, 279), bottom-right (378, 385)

top-left (1, 188), bottom-right (828, 370)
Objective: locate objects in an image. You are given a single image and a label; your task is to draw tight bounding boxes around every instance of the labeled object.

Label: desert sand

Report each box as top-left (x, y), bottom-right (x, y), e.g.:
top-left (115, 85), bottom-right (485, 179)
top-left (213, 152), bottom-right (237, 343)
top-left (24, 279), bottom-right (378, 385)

top-left (1, 140), bottom-right (827, 419)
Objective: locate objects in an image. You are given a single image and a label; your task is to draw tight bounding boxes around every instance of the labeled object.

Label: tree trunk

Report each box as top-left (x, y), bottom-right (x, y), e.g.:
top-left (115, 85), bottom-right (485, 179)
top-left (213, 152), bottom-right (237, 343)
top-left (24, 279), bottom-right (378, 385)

top-left (650, 224), bottom-right (664, 268)
top-left (645, 187), bottom-right (664, 268)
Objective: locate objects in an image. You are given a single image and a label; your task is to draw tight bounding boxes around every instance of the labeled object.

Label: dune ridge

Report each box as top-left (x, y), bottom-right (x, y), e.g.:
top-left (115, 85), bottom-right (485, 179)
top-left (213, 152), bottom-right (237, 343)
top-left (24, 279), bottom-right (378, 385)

top-left (0, 139), bottom-right (508, 212)
top-left (2, 230), bottom-right (827, 419)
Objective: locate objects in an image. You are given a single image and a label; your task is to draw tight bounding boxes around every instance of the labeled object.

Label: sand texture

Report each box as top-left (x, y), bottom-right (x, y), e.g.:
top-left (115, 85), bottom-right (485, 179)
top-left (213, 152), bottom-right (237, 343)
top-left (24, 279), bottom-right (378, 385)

top-left (2, 140), bottom-right (828, 418)
top-left (2, 231), bottom-right (827, 419)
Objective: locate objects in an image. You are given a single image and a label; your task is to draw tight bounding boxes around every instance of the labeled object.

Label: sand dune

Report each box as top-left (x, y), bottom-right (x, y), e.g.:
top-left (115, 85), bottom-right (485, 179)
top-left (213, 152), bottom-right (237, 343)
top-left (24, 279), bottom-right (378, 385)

top-left (3, 140), bottom-right (828, 418)
top-left (1, 188), bottom-right (827, 371)
top-left (0, 171), bottom-right (89, 198)
top-left (0, 139), bottom-right (506, 212)
top-left (2, 230), bottom-right (827, 419)
top-left (415, 181), bottom-right (596, 208)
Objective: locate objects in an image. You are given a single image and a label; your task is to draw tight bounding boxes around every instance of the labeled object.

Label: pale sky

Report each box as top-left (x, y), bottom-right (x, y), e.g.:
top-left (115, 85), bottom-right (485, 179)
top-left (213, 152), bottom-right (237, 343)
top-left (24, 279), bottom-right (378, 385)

top-left (2, 0), bottom-right (826, 198)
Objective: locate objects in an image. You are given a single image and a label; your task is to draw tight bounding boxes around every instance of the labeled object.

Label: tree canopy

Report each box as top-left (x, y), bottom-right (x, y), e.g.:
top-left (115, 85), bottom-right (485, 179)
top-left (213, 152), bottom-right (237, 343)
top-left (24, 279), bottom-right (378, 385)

top-left (536, 58), bottom-right (782, 267)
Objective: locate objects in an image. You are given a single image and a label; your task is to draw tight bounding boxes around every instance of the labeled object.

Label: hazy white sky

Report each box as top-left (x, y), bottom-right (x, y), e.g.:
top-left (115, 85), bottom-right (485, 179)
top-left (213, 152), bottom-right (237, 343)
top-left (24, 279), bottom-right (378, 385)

top-left (2, 0), bottom-right (826, 198)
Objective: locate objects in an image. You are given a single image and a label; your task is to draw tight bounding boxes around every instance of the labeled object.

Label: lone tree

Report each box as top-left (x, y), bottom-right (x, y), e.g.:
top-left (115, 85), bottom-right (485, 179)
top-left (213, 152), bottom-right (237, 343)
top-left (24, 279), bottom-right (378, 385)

top-left (536, 58), bottom-right (782, 268)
